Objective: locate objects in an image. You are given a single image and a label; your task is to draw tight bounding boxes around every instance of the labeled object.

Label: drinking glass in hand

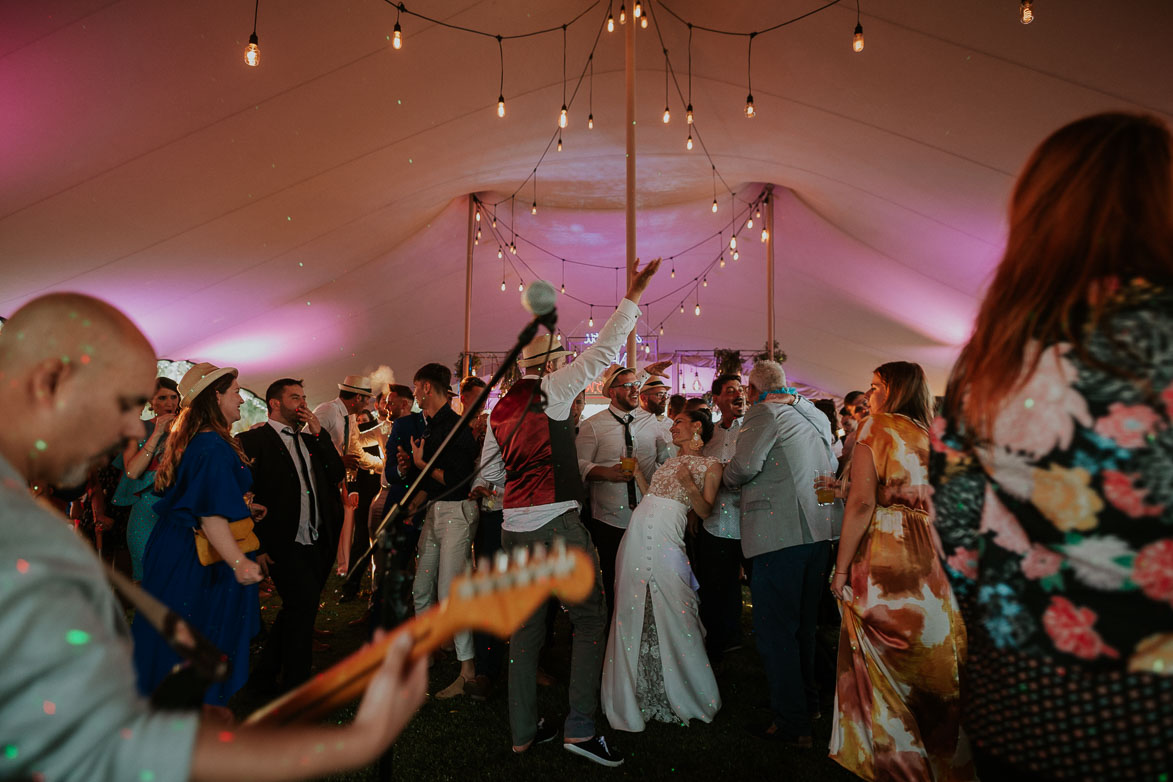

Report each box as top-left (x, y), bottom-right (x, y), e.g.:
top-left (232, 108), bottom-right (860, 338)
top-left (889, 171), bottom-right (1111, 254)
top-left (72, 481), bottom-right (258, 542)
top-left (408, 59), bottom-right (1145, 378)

top-left (815, 470), bottom-right (836, 506)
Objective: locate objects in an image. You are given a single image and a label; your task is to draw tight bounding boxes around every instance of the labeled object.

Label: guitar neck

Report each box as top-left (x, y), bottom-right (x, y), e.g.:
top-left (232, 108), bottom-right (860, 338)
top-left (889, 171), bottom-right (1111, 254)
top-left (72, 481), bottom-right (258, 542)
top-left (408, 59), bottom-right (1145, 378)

top-left (245, 541), bottom-right (593, 726)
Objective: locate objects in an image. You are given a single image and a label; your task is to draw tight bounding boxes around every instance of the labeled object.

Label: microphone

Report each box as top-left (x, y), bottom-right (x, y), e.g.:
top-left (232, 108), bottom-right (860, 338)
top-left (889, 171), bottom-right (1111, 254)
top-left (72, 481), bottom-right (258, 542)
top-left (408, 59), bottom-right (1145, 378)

top-left (521, 280), bottom-right (558, 326)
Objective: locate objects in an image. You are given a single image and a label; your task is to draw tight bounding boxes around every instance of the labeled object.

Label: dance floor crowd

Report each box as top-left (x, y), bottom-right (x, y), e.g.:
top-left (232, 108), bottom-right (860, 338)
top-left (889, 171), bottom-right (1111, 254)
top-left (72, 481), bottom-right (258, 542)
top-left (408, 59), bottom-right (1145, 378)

top-left (1, 111), bottom-right (1171, 782)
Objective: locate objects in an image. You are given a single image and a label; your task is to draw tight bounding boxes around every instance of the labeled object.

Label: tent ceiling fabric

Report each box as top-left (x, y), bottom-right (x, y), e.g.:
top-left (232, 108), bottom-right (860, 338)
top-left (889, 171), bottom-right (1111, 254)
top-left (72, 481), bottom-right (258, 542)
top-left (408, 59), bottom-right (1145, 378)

top-left (2, 0), bottom-right (1170, 404)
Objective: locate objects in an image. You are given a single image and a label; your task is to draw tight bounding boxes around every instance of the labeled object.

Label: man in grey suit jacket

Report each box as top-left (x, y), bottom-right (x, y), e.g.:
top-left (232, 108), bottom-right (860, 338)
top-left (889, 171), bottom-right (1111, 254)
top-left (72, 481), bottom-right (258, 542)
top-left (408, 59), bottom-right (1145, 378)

top-left (723, 360), bottom-right (841, 746)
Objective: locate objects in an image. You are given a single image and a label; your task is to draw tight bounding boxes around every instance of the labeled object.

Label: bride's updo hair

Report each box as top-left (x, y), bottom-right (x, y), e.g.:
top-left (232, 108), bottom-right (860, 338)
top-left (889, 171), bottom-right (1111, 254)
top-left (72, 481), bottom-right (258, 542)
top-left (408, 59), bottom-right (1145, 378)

top-left (684, 410), bottom-right (715, 445)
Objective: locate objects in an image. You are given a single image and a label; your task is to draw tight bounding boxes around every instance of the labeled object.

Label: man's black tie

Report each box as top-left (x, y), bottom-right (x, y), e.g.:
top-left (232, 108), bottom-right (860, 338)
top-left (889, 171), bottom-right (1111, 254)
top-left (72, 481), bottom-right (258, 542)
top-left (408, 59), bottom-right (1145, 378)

top-left (609, 411), bottom-right (638, 510)
top-left (283, 428), bottom-right (319, 541)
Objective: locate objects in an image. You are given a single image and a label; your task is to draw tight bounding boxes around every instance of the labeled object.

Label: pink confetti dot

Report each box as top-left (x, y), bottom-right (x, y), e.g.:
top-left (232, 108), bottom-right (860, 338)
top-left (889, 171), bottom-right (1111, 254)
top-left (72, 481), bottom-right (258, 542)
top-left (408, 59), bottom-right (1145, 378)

top-left (218, 731), bottom-right (235, 743)
top-left (121, 728), bottom-right (134, 739)
top-left (16, 559), bottom-right (29, 574)
top-left (43, 701), bottom-right (55, 715)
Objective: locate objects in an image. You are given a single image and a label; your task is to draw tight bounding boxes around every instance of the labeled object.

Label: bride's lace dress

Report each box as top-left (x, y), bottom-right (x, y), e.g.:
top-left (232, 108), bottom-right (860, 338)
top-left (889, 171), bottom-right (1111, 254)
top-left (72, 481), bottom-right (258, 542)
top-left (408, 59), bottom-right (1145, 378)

top-left (602, 455), bottom-right (722, 731)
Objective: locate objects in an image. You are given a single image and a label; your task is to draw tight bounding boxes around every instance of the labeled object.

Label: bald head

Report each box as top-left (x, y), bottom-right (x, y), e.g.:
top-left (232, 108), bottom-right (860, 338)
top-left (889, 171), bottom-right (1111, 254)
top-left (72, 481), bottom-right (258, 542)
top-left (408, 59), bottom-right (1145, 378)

top-left (0, 293), bottom-right (157, 488)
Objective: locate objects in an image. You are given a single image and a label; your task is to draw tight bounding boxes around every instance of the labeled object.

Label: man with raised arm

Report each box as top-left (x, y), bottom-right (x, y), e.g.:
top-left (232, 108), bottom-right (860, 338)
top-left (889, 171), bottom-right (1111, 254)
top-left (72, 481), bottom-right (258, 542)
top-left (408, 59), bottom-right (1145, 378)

top-left (0, 293), bottom-right (426, 782)
top-left (477, 259), bottom-right (661, 767)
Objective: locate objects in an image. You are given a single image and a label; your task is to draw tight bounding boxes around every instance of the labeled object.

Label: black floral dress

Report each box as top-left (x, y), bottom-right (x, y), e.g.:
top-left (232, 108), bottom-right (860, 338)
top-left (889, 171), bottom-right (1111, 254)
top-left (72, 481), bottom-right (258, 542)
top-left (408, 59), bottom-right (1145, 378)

top-left (930, 279), bottom-right (1173, 781)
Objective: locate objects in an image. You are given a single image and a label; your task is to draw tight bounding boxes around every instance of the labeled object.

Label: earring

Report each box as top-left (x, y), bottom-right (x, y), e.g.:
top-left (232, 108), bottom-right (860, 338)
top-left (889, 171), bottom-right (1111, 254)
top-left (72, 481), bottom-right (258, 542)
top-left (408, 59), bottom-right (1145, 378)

top-left (692, 432), bottom-right (701, 445)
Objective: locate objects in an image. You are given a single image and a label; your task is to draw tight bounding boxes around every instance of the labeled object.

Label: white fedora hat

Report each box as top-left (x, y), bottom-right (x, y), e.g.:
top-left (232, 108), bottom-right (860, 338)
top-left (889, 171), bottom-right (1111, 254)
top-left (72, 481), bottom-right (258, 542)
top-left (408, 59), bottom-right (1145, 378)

top-left (338, 375), bottom-right (373, 395)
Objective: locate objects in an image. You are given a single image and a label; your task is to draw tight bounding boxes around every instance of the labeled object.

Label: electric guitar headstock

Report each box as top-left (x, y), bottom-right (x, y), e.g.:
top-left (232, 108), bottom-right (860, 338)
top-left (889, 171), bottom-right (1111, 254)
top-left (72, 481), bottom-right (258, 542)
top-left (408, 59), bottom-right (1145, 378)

top-left (245, 539), bottom-right (594, 726)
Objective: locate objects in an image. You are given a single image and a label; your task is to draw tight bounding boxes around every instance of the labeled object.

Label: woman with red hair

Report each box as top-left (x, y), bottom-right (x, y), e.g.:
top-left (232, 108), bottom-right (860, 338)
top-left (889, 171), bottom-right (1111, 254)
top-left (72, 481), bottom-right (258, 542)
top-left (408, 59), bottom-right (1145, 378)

top-left (932, 112), bottom-right (1173, 780)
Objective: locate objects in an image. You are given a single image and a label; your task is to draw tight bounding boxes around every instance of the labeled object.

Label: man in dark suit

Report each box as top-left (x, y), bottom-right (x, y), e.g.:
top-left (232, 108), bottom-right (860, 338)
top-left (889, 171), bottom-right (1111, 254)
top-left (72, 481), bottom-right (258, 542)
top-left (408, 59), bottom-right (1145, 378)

top-left (238, 377), bottom-right (345, 693)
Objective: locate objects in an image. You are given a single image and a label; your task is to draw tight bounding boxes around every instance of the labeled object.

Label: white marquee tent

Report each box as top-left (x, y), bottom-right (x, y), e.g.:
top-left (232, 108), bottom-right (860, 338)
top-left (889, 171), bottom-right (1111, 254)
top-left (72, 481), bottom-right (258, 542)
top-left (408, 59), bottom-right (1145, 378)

top-left (2, 0), bottom-right (1169, 404)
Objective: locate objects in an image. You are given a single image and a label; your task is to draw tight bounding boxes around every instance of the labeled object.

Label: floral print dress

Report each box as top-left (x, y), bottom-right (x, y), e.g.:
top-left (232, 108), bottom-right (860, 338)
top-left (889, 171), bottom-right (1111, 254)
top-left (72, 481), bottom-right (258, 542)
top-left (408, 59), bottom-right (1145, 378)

top-left (930, 279), bottom-right (1173, 780)
top-left (830, 413), bottom-right (974, 782)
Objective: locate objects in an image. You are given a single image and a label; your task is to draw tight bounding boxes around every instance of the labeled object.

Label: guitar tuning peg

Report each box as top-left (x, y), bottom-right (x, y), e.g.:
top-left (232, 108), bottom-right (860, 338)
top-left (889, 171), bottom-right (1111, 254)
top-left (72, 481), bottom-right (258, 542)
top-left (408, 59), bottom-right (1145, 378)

top-left (476, 556), bottom-right (491, 575)
top-left (512, 547), bottom-right (529, 568)
top-left (495, 551), bottom-right (510, 573)
top-left (462, 562), bottom-right (473, 579)
top-left (552, 538), bottom-right (567, 558)
top-left (532, 542), bottom-right (547, 561)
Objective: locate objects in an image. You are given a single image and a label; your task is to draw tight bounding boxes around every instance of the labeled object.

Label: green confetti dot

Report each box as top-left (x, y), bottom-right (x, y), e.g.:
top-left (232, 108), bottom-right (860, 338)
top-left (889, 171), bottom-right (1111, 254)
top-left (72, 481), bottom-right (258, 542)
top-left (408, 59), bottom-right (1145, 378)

top-left (298, 262), bottom-right (304, 267)
top-left (34, 440), bottom-right (47, 451)
top-left (3, 745), bottom-right (17, 759)
top-left (1024, 398), bottom-right (1034, 408)
top-left (408, 158), bottom-right (413, 163)
top-left (397, 99), bottom-right (402, 105)
top-left (306, 301), bottom-right (312, 306)
top-left (286, 216), bottom-right (292, 221)
top-left (66, 629), bottom-right (91, 645)
top-left (140, 771), bottom-right (155, 782)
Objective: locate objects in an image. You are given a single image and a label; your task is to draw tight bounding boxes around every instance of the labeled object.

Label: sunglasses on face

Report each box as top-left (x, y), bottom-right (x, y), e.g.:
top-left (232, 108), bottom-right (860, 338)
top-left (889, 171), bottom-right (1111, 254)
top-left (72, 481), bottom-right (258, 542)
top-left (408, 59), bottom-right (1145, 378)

top-left (612, 381), bottom-right (639, 389)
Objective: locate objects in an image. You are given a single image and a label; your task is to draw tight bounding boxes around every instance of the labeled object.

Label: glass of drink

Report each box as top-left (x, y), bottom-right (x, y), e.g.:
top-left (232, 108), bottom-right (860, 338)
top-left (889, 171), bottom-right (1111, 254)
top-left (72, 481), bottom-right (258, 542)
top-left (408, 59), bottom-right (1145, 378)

top-left (620, 456), bottom-right (637, 475)
top-left (815, 470), bottom-right (836, 506)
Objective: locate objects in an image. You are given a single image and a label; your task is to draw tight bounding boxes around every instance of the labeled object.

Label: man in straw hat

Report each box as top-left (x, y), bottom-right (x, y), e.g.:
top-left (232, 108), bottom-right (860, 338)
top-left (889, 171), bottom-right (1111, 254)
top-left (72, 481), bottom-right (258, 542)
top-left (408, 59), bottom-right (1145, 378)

top-left (0, 292), bottom-right (425, 781)
top-left (313, 374), bottom-right (385, 476)
top-left (476, 258), bottom-right (661, 767)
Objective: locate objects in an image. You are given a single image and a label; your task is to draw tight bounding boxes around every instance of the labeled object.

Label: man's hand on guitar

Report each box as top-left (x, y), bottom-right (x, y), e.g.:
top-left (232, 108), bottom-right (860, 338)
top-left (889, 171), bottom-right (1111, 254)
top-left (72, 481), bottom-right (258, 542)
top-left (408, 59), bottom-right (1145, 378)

top-left (351, 631), bottom-right (428, 761)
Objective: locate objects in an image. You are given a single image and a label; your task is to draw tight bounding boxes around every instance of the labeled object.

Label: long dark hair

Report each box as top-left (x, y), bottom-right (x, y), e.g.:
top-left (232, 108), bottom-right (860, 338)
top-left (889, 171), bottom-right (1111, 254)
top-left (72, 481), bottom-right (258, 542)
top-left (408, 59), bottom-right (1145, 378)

top-left (155, 373), bottom-right (248, 491)
top-left (947, 112), bottom-right (1173, 436)
top-left (875, 361), bottom-right (933, 429)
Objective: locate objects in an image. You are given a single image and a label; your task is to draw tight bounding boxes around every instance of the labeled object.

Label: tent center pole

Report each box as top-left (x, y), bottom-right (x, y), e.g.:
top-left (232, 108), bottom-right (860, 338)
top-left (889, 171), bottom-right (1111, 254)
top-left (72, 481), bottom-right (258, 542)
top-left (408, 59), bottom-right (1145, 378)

top-left (624, 8), bottom-right (637, 365)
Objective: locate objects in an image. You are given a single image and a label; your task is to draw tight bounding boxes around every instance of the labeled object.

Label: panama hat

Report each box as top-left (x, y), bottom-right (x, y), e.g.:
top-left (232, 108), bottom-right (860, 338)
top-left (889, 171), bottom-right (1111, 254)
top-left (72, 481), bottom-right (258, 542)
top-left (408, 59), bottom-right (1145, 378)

top-left (518, 334), bottom-right (571, 368)
top-left (178, 362), bottom-right (238, 408)
top-left (338, 375), bottom-right (373, 395)
top-left (640, 377), bottom-right (668, 392)
top-left (600, 365), bottom-right (637, 392)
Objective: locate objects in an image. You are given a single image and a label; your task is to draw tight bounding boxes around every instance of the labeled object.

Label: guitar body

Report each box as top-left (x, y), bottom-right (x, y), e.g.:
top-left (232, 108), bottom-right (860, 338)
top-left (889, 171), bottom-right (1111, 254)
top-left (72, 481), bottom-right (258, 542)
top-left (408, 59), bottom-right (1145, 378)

top-left (246, 540), bottom-right (593, 726)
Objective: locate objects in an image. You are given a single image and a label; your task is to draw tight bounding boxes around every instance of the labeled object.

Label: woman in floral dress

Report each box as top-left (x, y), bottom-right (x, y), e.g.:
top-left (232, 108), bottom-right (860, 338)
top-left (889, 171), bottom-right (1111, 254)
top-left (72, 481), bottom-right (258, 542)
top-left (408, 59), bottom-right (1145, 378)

top-left (931, 112), bottom-right (1173, 780)
top-left (830, 361), bottom-right (974, 781)
top-left (601, 410), bottom-right (723, 731)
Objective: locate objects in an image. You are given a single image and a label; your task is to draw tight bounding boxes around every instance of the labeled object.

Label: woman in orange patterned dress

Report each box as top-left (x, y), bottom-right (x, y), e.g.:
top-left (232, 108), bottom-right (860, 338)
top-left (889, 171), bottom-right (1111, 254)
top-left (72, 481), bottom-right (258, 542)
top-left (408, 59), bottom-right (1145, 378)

top-left (829, 362), bottom-right (973, 781)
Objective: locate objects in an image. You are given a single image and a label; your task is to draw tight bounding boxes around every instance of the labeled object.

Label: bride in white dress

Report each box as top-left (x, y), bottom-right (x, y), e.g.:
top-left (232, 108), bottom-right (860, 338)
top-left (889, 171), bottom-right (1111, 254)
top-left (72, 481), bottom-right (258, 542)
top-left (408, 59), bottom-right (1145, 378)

top-left (601, 410), bottom-right (724, 731)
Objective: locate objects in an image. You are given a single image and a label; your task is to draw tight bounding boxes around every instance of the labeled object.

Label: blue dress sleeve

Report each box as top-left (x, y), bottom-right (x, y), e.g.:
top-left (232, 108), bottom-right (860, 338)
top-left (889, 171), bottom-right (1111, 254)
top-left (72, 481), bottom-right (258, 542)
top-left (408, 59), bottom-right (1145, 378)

top-left (152, 435), bottom-right (251, 527)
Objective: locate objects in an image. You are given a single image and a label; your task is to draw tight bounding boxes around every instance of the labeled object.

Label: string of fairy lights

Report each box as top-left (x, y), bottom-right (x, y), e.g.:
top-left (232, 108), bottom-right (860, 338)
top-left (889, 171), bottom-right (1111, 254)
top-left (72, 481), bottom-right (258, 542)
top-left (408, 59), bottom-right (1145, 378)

top-left (237, 0), bottom-right (1038, 349)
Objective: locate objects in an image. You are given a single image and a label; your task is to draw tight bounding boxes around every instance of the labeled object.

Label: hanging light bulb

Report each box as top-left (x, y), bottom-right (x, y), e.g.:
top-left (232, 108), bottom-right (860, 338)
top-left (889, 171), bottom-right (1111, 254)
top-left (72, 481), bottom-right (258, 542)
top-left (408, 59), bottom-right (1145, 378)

top-left (680, 303), bottom-right (685, 314)
top-left (755, 207), bottom-right (761, 220)
top-left (588, 113), bottom-right (595, 129)
top-left (607, 10), bottom-right (615, 32)
top-left (686, 104), bottom-right (694, 124)
top-left (492, 215), bottom-right (497, 228)
top-left (556, 333), bottom-right (562, 341)
top-left (693, 372), bottom-right (702, 390)
top-left (659, 324), bottom-right (664, 336)
top-left (497, 248), bottom-right (504, 259)
top-left (561, 282), bottom-right (566, 294)
top-left (559, 105), bottom-right (569, 128)
top-left (663, 106), bottom-right (671, 124)
top-left (588, 308), bottom-right (594, 328)
top-left (476, 228), bottom-right (481, 240)
top-left (510, 242), bottom-right (517, 254)
top-left (670, 265), bottom-right (676, 279)
top-left (733, 249), bottom-right (740, 261)
top-left (694, 303), bottom-right (701, 316)
top-left (640, 15), bottom-right (648, 29)
top-left (644, 344), bottom-right (650, 354)
top-left (702, 277), bottom-right (708, 287)
top-left (761, 227), bottom-right (769, 242)
top-left (518, 281), bottom-right (524, 292)
top-left (747, 216), bottom-right (754, 229)
top-left (853, 23), bottom-right (865, 52)
top-left (245, 33), bottom-right (260, 67)
top-left (475, 211), bottom-right (481, 223)
top-left (1020, 0), bottom-right (1033, 24)
top-left (531, 201), bottom-right (538, 215)
top-left (497, 95), bottom-right (506, 118)
top-left (730, 235), bottom-right (737, 250)
top-left (633, 1), bottom-right (642, 18)
top-left (686, 133), bottom-right (694, 151)
top-left (719, 255), bottom-right (726, 268)
top-left (619, 3), bottom-right (627, 24)
top-left (557, 135), bottom-right (563, 152)
top-left (392, 21), bottom-right (403, 49)
top-left (744, 94), bottom-right (755, 118)
top-left (711, 199), bottom-right (718, 213)
top-left (500, 280), bottom-right (506, 292)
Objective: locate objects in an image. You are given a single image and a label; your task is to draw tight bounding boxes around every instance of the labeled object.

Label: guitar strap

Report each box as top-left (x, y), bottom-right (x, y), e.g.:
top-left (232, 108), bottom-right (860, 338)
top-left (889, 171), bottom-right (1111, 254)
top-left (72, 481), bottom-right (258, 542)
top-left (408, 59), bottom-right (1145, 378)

top-left (101, 560), bottom-right (229, 705)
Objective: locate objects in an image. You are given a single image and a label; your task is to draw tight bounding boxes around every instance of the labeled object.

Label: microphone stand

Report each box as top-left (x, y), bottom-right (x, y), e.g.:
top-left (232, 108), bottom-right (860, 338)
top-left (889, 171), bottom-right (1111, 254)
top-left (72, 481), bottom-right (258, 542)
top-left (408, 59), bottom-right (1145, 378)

top-left (347, 310), bottom-right (553, 781)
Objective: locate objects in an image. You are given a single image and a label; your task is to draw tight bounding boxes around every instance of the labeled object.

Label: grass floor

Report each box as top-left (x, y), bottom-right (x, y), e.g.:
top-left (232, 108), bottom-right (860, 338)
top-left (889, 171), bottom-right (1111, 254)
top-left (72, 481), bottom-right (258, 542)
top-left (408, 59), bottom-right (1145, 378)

top-left (229, 575), bottom-right (860, 782)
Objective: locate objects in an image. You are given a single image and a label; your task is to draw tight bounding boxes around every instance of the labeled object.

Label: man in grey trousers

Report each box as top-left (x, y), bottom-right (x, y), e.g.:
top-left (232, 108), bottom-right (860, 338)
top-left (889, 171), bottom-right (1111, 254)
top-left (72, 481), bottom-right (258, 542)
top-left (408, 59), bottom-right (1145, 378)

top-left (723, 360), bottom-right (842, 747)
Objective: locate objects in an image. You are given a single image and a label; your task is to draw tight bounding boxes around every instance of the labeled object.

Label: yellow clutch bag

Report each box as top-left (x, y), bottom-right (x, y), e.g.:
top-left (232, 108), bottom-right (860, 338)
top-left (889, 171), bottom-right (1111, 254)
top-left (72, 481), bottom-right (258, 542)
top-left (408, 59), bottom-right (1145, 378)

top-left (195, 519), bottom-right (260, 567)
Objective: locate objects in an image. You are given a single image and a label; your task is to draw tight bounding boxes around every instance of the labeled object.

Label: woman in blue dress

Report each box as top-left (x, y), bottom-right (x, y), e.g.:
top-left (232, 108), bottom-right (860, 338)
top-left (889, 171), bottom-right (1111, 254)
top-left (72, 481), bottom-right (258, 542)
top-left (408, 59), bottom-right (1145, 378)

top-left (113, 376), bottom-right (179, 580)
top-left (132, 363), bottom-right (263, 707)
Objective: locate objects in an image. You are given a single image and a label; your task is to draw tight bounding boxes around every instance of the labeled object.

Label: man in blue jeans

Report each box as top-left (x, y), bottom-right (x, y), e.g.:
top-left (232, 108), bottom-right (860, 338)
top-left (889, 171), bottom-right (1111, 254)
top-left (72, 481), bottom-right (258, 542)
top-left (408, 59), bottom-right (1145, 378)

top-left (722, 360), bottom-right (842, 746)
